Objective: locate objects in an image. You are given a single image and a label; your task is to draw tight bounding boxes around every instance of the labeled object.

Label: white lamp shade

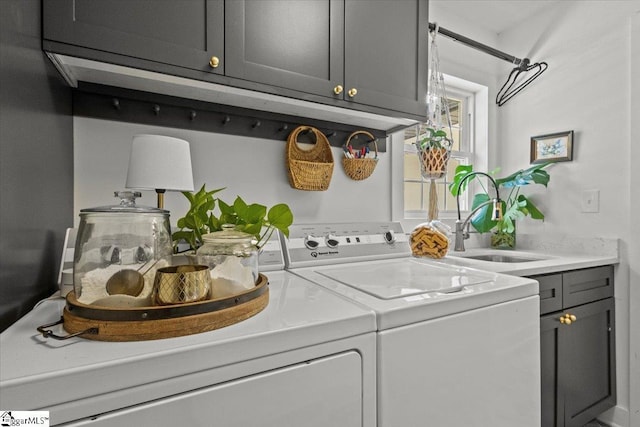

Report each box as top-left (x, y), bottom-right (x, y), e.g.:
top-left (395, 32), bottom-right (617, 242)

top-left (125, 134), bottom-right (195, 192)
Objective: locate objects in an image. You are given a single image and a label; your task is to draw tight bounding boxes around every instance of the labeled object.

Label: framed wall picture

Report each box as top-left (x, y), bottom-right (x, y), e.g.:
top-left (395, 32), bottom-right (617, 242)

top-left (530, 130), bottom-right (574, 164)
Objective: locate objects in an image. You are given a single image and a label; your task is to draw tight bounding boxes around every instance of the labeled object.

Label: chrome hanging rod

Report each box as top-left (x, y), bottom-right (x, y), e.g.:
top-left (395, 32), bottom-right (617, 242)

top-left (428, 22), bottom-right (524, 66)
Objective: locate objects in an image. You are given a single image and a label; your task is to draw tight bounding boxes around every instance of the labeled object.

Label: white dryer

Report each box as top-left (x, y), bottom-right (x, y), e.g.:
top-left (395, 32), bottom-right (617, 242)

top-left (0, 239), bottom-right (377, 426)
top-left (283, 222), bottom-right (541, 427)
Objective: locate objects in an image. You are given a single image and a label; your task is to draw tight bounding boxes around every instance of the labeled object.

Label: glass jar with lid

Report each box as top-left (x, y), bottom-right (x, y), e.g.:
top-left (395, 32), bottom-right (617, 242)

top-left (73, 191), bottom-right (173, 307)
top-left (196, 224), bottom-right (259, 298)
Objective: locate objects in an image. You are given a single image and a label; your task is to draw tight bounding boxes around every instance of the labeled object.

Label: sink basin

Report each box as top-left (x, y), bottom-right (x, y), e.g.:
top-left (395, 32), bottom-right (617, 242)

top-left (461, 254), bottom-right (541, 263)
top-left (446, 249), bottom-right (554, 265)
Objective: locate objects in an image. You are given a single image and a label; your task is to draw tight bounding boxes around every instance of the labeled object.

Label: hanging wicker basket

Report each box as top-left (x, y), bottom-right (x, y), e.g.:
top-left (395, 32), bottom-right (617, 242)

top-left (418, 146), bottom-right (450, 180)
top-left (342, 130), bottom-right (378, 181)
top-left (286, 126), bottom-right (334, 191)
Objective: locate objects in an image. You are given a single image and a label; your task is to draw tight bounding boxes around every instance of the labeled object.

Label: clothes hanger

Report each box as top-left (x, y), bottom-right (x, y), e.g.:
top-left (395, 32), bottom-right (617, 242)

top-left (428, 23), bottom-right (549, 107)
top-left (496, 58), bottom-right (548, 106)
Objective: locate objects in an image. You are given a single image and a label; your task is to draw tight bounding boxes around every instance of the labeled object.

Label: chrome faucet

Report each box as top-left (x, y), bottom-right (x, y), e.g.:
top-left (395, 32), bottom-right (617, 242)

top-left (454, 172), bottom-right (503, 251)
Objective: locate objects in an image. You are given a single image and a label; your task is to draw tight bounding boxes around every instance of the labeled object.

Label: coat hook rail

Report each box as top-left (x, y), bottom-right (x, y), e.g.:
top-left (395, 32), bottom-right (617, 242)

top-left (72, 82), bottom-right (388, 151)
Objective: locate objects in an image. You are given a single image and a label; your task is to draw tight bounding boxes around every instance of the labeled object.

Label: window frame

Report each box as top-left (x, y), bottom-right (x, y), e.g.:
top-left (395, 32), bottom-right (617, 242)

top-left (391, 74), bottom-right (489, 232)
top-left (403, 87), bottom-right (474, 217)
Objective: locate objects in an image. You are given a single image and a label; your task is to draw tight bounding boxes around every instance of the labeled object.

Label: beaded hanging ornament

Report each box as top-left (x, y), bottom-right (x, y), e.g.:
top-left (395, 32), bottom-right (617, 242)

top-left (416, 24), bottom-right (454, 221)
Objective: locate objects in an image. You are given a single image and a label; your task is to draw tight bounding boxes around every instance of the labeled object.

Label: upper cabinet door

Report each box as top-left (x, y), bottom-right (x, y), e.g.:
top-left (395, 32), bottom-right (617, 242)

top-left (43, 0), bottom-right (224, 75)
top-left (344, 0), bottom-right (428, 117)
top-left (225, 0), bottom-right (344, 99)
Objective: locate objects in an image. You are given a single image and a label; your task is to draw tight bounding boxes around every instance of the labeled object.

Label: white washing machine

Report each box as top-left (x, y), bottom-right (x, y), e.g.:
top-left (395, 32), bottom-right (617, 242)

top-left (283, 222), bottom-right (541, 427)
top-left (0, 238), bottom-right (377, 426)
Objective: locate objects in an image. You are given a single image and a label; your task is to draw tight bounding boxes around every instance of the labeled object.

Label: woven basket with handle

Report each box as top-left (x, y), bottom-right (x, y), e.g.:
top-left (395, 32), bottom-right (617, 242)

top-left (286, 126), bottom-right (334, 191)
top-left (342, 130), bottom-right (379, 181)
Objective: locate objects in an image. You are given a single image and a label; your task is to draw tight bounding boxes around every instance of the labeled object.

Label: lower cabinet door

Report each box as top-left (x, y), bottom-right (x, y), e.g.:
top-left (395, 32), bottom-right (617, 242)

top-left (561, 298), bottom-right (616, 427)
top-left (540, 313), bottom-right (562, 427)
top-left (65, 351), bottom-right (363, 426)
top-left (540, 298), bottom-right (616, 427)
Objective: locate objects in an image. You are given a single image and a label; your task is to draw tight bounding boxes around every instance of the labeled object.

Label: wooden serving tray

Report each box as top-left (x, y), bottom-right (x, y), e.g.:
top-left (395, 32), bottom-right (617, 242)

top-left (59, 274), bottom-right (269, 341)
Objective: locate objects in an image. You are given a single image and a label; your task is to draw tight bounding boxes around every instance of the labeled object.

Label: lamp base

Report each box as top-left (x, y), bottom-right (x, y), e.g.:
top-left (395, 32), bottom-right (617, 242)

top-left (156, 189), bottom-right (166, 209)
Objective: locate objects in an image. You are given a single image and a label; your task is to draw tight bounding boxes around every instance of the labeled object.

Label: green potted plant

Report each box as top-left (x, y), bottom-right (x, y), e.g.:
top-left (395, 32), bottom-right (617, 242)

top-left (418, 127), bottom-right (452, 150)
top-left (416, 126), bottom-right (452, 177)
top-left (449, 163), bottom-right (551, 248)
top-left (172, 184), bottom-right (294, 253)
top-left (416, 126), bottom-right (455, 221)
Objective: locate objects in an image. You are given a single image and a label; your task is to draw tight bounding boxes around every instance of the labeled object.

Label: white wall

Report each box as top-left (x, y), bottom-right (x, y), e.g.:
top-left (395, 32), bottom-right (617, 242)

top-left (74, 118), bottom-right (392, 228)
top-left (496, 2), bottom-right (639, 426)
top-left (428, 2), bottom-right (501, 168)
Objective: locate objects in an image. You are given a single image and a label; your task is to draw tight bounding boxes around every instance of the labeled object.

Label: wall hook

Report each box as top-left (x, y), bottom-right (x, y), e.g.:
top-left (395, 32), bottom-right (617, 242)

top-left (72, 90), bottom-right (388, 151)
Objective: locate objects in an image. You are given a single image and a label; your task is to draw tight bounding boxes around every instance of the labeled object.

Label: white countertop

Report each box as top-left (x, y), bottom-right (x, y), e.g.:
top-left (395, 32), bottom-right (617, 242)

top-left (435, 234), bottom-right (619, 276)
top-left (0, 270), bottom-right (375, 420)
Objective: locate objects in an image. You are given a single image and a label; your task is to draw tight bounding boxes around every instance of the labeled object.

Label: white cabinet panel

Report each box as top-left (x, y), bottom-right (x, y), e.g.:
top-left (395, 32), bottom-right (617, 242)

top-left (67, 351), bottom-right (362, 426)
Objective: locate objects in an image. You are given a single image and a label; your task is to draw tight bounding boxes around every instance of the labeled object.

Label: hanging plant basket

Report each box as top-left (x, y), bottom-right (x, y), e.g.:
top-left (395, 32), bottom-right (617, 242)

top-left (414, 24), bottom-right (454, 222)
top-left (418, 146), bottom-right (449, 180)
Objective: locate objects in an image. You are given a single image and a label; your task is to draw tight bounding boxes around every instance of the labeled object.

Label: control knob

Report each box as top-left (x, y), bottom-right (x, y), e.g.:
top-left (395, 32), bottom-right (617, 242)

top-left (325, 234), bottom-right (339, 248)
top-left (304, 235), bottom-right (321, 250)
top-left (383, 230), bottom-right (395, 244)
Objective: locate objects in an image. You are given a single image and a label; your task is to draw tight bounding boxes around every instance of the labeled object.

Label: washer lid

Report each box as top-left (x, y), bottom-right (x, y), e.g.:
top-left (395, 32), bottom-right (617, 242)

top-left (316, 259), bottom-right (493, 300)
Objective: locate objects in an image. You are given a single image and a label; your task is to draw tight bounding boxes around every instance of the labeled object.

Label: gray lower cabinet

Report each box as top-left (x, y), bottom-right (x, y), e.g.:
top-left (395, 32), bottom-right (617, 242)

top-left (533, 266), bottom-right (616, 427)
top-left (43, 0), bottom-right (427, 119)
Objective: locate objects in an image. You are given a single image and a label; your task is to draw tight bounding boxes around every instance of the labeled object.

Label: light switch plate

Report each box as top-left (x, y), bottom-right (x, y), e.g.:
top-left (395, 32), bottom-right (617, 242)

top-left (581, 189), bottom-right (600, 213)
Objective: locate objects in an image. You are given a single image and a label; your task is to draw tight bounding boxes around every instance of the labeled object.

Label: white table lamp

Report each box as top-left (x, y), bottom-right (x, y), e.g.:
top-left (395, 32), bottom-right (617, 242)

top-left (125, 134), bottom-right (195, 209)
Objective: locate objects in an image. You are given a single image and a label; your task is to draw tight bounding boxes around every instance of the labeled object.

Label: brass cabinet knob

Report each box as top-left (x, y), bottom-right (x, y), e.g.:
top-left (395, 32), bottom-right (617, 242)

top-left (333, 85), bottom-right (343, 95)
top-left (209, 56), bottom-right (220, 68)
top-left (348, 88), bottom-right (358, 98)
top-left (559, 313), bottom-right (576, 325)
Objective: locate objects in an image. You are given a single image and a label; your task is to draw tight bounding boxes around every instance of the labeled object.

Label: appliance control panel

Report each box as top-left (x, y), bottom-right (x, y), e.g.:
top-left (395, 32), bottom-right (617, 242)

top-left (259, 231), bottom-right (285, 271)
top-left (282, 222), bottom-right (411, 268)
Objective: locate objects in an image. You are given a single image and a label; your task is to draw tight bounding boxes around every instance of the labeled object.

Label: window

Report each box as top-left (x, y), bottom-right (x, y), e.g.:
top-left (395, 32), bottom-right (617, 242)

top-left (391, 74), bottom-right (488, 230)
top-left (403, 86), bottom-right (475, 218)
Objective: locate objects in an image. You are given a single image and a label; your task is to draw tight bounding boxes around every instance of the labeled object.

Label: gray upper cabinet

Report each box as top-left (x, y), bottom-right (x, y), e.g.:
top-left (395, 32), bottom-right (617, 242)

top-left (42, 0), bottom-right (428, 121)
top-left (225, 0), bottom-right (428, 117)
top-left (225, 0), bottom-right (344, 99)
top-left (344, 0), bottom-right (427, 117)
top-left (43, 0), bottom-right (224, 75)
